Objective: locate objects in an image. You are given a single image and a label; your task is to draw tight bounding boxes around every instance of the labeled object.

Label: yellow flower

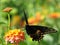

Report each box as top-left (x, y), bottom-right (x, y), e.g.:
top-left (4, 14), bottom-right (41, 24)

top-left (4, 29), bottom-right (25, 44)
top-left (11, 15), bottom-right (20, 26)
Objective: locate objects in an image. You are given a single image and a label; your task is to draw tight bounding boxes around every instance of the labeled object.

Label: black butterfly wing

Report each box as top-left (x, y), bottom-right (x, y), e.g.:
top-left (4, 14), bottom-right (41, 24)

top-left (35, 25), bottom-right (57, 34)
top-left (41, 26), bottom-right (57, 34)
top-left (25, 25), bottom-right (57, 41)
top-left (25, 25), bottom-right (37, 35)
top-left (26, 25), bottom-right (57, 35)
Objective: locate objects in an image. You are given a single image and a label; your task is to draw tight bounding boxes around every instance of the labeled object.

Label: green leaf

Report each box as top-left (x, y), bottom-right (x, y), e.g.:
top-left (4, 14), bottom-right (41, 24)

top-left (0, 22), bottom-right (6, 24)
top-left (19, 41), bottom-right (27, 45)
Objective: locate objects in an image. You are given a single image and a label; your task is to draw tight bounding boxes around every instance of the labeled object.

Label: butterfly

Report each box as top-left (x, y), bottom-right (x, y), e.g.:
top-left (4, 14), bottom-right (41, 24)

top-left (23, 10), bottom-right (57, 41)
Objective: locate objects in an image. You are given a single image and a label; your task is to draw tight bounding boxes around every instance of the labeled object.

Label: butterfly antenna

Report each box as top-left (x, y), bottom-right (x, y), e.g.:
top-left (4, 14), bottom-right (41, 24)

top-left (23, 10), bottom-right (29, 25)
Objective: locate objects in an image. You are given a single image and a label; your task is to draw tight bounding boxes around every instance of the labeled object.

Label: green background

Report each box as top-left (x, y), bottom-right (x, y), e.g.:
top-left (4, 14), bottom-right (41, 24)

top-left (0, 0), bottom-right (60, 45)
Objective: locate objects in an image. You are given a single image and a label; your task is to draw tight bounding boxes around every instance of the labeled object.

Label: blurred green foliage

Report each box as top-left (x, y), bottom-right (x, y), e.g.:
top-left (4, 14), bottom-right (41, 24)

top-left (0, 0), bottom-right (60, 45)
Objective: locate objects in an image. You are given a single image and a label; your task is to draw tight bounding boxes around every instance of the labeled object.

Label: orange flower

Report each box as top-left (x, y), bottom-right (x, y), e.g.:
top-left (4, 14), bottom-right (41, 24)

top-left (35, 12), bottom-right (41, 21)
top-left (19, 21), bottom-right (26, 27)
top-left (49, 13), bottom-right (60, 19)
top-left (27, 12), bottom-right (45, 25)
top-left (3, 7), bottom-right (12, 12)
top-left (4, 29), bottom-right (25, 44)
top-left (35, 12), bottom-right (45, 22)
top-left (28, 17), bottom-right (36, 24)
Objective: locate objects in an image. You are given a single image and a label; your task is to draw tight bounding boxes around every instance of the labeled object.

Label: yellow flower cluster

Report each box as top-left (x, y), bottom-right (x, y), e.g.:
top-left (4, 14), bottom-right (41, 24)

top-left (4, 29), bottom-right (25, 43)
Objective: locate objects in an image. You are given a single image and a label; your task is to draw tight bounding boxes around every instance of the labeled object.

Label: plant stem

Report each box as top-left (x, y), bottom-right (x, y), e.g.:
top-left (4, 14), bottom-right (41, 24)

top-left (8, 13), bottom-right (10, 30)
top-left (38, 41), bottom-right (40, 45)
